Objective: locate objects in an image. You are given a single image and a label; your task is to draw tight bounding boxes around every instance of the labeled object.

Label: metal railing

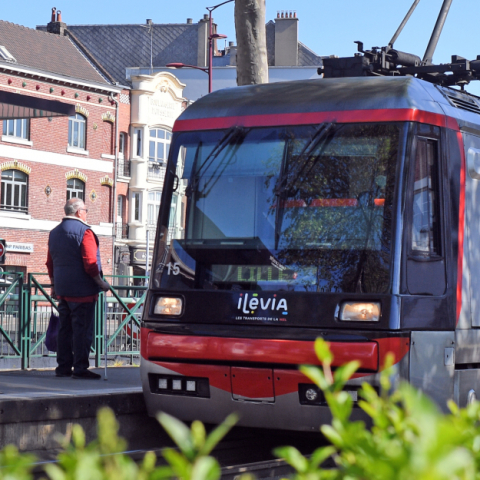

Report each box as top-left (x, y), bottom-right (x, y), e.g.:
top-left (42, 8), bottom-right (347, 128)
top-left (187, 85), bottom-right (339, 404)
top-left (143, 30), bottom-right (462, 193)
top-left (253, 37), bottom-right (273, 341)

top-left (117, 158), bottom-right (131, 177)
top-left (116, 223), bottom-right (129, 240)
top-left (0, 271), bottom-right (147, 369)
top-left (147, 163), bottom-right (166, 181)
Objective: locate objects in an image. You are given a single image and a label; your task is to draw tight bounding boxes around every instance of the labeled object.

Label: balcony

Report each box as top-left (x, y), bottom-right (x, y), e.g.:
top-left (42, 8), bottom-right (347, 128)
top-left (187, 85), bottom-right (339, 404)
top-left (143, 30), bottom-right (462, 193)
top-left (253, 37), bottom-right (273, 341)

top-left (117, 158), bottom-right (131, 178)
top-left (116, 224), bottom-right (129, 240)
top-left (147, 162), bottom-right (166, 182)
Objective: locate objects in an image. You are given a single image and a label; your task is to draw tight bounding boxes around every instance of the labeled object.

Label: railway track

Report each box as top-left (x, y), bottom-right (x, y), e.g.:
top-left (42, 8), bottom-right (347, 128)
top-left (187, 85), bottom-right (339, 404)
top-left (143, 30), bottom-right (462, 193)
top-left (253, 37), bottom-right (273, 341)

top-left (31, 426), bottom-right (327, 478)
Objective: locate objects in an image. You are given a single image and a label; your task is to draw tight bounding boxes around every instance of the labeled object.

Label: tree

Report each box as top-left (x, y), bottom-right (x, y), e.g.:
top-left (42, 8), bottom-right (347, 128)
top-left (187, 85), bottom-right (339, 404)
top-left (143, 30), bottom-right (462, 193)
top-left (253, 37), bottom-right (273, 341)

top-left (234, 0), bottom-right (269, 86)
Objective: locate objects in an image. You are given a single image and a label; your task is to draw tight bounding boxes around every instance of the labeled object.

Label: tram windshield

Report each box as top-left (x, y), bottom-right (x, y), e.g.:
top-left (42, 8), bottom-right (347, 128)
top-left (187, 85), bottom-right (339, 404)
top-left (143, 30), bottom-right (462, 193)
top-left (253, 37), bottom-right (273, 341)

top-left (155, 123), bottom-right (404, 294)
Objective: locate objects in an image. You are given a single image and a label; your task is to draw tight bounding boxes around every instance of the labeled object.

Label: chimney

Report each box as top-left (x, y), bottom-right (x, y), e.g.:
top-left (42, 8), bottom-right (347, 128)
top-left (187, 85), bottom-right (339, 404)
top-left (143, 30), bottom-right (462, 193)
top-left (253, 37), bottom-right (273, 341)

top-left (196, 14), bottom-right (210, 67)
top-left (187, 18), bottom-right (193, 24)
top-left (274, 10), bottom-right (298, 66)
top-left (47, 7), bottom-right (67, 36)
top-left (228, 42), bottom-right (237, 66)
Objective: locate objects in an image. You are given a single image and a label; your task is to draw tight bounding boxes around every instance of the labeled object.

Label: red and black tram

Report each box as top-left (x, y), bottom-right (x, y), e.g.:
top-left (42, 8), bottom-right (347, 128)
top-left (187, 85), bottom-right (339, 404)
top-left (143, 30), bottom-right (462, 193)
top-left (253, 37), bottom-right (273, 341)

top-left (138, 68), bottom-right (480, 429)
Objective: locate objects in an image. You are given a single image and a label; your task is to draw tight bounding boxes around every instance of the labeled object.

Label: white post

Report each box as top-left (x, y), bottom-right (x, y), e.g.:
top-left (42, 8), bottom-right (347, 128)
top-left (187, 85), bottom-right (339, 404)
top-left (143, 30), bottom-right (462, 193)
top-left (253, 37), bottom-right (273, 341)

top-left (145, 228), bottom-right (150, 287)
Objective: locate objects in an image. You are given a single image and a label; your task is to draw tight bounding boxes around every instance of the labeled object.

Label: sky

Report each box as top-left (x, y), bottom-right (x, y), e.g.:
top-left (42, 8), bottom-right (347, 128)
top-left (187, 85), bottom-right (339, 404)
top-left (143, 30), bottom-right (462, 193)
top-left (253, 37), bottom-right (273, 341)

top-left (3, 0), bottom-right (480, 95)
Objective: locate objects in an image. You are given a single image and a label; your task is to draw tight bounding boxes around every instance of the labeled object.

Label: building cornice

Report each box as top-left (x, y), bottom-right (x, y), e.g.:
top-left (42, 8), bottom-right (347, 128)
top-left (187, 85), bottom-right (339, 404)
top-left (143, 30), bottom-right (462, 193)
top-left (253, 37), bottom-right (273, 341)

top-left (0, 62), bottom-right (122, 94)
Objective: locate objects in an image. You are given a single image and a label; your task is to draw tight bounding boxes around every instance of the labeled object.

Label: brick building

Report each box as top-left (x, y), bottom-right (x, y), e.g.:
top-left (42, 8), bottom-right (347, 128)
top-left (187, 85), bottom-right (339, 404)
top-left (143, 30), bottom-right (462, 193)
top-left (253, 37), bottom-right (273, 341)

top-left (34, 11), bottom-right (322, 278)
top-left (0, 15), bottom-right (126, 278)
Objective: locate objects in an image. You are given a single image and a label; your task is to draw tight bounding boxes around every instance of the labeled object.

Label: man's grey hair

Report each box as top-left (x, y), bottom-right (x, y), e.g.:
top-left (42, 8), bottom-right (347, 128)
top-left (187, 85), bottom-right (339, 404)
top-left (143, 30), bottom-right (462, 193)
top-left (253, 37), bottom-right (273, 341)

top-left (64, 198), bottom-right (84, 215)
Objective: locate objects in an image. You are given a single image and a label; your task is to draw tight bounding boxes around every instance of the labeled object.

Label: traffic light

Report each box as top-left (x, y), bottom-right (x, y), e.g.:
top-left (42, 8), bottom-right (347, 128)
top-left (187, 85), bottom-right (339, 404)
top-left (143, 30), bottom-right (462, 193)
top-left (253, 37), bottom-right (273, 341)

top-left (0, 239), bottom-right (5, 264)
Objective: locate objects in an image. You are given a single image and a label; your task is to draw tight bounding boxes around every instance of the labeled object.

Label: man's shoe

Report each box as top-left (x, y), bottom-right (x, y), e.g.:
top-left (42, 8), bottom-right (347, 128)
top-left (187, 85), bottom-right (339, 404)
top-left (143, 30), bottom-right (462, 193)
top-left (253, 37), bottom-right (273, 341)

top-left (55, 370), bottom-right (72, 377)
top-left (72, 370), bottom-right (101, 380)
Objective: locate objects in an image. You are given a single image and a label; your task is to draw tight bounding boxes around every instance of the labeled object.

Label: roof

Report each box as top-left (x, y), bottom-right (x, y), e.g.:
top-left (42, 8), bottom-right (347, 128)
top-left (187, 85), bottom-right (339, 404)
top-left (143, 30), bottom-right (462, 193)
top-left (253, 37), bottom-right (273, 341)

top-left (64, 24), bottom-right (200, 84)
top-left (39, 20), bottom-right (322, 85)
top-left (0, 21), bottom-right (110, 85)
top-left (175, 76), bottom-right (445, 124)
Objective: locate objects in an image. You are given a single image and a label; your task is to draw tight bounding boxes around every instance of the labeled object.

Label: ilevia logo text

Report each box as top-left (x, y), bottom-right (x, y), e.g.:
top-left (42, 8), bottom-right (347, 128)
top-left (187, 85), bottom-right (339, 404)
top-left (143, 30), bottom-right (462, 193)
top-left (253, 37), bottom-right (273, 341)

top-left (237, 293), bottom-right (288, 315)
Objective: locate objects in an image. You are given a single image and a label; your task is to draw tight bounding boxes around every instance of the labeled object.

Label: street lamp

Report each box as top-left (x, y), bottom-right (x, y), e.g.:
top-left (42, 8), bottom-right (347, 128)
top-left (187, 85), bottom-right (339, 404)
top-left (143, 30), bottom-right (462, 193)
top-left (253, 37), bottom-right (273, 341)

top-left (166, 0), bottom-right (233, 93)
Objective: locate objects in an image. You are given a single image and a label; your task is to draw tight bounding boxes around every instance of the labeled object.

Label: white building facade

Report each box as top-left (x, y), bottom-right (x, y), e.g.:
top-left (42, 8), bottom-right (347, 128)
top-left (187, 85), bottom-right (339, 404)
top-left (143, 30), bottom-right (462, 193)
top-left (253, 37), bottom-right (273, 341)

top-left (127, 72), bottom-right (186, 274)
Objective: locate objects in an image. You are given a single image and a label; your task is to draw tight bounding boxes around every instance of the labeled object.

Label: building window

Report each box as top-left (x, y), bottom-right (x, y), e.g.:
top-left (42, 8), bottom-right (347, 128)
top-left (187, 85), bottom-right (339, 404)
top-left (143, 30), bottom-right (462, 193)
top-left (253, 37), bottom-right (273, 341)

top-left (66, 178), bottom-right (85, 201)
top-left (116, 194), bottom-right (128, 239)
top-left (133, 192), bottom-right (141, 221)
top-left (147, 190), bottom-right (161, 226)
top-left (3, 119), bottom-right (29, 139)
top-left (1, 169), bottom-right (28, 213)
top-left (119, 132), bottom-right (127, 158)
top-left (135, 129), bottom-right (142, 157)
top-left (149, 128), bottom-right (172, 164)
top-left (68, 114), bottom-right (86, 149)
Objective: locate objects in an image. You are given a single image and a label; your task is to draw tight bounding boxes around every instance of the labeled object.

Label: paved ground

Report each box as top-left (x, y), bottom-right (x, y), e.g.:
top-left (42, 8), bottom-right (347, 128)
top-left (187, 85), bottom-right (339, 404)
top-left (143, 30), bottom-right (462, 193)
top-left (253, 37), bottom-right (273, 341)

top-left (0, 366), bottom-right (162, 454)
top-left (0, 366), bottom-right (142, 399)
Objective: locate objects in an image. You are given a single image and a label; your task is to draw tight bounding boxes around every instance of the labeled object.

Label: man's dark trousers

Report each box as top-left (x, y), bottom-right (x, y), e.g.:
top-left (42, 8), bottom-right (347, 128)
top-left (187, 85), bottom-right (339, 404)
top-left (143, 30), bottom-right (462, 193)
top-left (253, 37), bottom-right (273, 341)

top-left (56, 299), bottom-right (96, 375)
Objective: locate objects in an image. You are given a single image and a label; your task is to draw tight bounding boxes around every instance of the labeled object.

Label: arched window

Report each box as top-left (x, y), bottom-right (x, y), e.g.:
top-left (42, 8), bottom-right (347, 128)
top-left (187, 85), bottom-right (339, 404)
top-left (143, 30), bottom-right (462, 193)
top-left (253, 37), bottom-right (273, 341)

top-left (119, 132), bottom-right (127, 158)
top-left (66, 178), bottom-right (85, 201)
top-left (1, 169), bottom-right (28, 213)
top-left (68, 113), bottom-right (86, 149)
top-left (149, 128), bottom-right (172, 164)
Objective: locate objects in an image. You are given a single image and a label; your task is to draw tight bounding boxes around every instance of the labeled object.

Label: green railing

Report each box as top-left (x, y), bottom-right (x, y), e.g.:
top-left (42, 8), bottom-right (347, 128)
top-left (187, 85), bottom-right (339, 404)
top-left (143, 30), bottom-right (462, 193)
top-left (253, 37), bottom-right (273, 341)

top-left (0, 271), bottom-right (147, 369)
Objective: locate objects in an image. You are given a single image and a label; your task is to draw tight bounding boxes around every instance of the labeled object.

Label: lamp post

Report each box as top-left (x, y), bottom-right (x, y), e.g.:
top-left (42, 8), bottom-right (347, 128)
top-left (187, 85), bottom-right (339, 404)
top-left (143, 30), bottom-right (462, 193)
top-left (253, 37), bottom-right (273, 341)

top-left (166, 0), bottom-right (233, 93)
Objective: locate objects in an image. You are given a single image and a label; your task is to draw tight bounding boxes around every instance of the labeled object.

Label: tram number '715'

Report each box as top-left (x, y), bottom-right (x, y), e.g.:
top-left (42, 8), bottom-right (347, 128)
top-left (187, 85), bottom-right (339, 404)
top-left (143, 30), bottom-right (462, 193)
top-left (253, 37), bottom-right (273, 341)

top-left (167, 262), bottom-right (180, 275)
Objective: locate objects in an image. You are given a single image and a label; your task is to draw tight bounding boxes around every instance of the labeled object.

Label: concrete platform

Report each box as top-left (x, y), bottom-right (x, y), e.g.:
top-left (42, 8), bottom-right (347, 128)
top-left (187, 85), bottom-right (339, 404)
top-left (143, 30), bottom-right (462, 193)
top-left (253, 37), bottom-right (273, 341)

top-left (0, 367), bottom-right (168, 456)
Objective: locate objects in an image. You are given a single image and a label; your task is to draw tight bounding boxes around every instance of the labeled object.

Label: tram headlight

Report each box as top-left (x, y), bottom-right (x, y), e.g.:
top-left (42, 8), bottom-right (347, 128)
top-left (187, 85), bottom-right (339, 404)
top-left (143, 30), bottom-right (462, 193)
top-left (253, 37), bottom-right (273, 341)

top-left (339, 302), bottom-right (380, 322)
top-left (154, 297), bottom-right (183, 316)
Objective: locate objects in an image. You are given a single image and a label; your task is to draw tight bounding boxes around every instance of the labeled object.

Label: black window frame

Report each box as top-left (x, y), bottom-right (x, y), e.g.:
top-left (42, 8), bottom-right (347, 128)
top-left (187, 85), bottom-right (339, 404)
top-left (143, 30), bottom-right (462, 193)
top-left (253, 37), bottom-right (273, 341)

top-left (1, 169), bottom-right (29, 213)
top-left (66, 178), bottom-right (85, 201)
top-left (407, 130), bottom-right (443, 259)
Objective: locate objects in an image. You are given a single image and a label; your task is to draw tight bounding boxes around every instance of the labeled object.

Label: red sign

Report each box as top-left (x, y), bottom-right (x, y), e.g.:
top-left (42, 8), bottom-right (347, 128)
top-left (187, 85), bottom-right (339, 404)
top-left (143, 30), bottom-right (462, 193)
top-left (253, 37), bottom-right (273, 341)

top-left (0, 243), bottom-right (4, 257)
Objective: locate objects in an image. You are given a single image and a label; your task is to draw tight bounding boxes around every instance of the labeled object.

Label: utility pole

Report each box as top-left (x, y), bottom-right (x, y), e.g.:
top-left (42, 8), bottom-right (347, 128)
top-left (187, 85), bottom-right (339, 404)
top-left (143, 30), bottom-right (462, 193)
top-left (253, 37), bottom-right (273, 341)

top-left (234, 0), bottom-right (268, 86)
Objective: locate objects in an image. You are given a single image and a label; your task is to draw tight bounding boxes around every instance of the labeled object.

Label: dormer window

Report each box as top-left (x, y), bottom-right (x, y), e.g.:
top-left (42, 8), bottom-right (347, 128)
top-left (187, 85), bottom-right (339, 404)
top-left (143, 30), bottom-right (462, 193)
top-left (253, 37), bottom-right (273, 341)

top-left (0, 46), bottom-right (17, 63)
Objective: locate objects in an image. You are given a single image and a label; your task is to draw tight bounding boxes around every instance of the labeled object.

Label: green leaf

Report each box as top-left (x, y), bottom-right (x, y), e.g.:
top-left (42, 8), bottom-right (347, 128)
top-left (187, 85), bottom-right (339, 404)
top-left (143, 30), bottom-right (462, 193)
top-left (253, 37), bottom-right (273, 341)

top-left (327, 391), bottom-right (353, 422)
top-left (314, 338), bottom-right (333, 365)
top-left (333, 361), bottom-right (360, 387)
top-left (320, 425), bottom-right (344, 447)
top-left (157, 412), bottom-right (195, 460)
top-left (201, 413), bottom-right (238, 456)
top-left (162, 447), bottom-right (190, 479)
top-left (309, 445), bottom-right (337, 469)
top-left (300, 365), bottom-right (330, 391)
top-left (149, 465), bottom-right (176, 480)
top-left (191, 420), bottom-right (206, 450)
top-left (273, 446), bottom-right (308, 473)
top-left (191, 456), bottom-right (221, 480)
top-left (71, 424), bottom-right (86, 449)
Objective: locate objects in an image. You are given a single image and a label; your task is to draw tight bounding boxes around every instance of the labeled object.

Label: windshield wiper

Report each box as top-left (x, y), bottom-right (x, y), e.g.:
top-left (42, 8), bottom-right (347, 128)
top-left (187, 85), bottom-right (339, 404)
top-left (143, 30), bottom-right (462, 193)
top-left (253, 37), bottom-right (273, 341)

top-left (274, 122), bottom-right (337, 249)
top-left (185, 126), bottom-right (247, 197)
top-left (274, 122), bottom-right (337, 197)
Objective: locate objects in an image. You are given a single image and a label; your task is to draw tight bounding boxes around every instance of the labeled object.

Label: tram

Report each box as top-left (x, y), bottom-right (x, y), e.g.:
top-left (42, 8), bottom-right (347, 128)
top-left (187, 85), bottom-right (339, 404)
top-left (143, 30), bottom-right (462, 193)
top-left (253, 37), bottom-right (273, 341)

top-left (140, 0), bottom-right (480, 431)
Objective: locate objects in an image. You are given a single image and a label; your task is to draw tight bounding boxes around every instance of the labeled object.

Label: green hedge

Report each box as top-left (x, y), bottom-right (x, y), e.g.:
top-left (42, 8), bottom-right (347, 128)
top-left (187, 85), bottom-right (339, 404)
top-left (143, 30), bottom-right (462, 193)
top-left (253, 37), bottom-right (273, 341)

top-left (2, 339), bottom-right (480, 480)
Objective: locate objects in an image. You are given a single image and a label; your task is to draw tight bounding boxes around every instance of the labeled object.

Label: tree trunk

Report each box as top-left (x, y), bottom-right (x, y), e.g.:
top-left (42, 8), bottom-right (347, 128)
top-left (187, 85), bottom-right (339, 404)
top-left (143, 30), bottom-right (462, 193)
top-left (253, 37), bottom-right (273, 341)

top-left (234, 0), bottom-right (268, 86)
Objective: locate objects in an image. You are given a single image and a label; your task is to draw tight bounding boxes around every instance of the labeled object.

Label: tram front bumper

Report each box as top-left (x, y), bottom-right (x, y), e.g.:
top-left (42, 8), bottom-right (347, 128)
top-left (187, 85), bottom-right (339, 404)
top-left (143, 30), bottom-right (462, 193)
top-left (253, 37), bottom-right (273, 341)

top-left (140, 359), bottom-right (375, 431)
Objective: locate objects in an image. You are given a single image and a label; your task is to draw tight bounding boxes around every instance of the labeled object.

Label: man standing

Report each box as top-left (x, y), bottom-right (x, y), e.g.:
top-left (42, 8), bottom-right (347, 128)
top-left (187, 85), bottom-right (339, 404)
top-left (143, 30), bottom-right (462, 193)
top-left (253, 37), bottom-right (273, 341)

top-left (46, 197), bottom-right (109, 379)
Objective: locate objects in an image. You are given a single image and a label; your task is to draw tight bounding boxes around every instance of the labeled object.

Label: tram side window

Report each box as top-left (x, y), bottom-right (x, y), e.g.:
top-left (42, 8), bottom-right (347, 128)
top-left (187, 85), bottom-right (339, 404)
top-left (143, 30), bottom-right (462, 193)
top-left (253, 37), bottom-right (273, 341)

top-left (411, 138), bottom-right (441, 256)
